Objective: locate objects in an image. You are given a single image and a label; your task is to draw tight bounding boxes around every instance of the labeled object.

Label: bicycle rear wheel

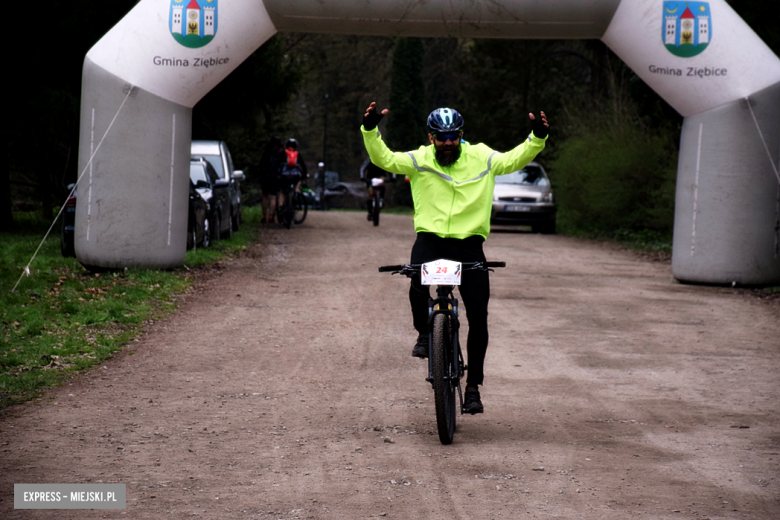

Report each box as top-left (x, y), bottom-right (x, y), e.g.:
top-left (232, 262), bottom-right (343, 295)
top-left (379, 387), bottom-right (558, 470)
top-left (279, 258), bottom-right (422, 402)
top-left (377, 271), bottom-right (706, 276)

top-left (277, 191), bottom-right (293, 229)
top-left (293, 192), bottom-right (308, 224)
top-left (431, 312), bottom-right (456, 444)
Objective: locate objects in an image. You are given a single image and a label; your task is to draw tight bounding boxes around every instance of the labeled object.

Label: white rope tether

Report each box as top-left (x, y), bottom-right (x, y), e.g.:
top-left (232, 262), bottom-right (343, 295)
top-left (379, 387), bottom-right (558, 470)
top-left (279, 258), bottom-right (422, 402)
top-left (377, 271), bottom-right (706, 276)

top-left (12, 86), bottom-right (135, 293)
top-left (745, 96), bottom-right (780, 185)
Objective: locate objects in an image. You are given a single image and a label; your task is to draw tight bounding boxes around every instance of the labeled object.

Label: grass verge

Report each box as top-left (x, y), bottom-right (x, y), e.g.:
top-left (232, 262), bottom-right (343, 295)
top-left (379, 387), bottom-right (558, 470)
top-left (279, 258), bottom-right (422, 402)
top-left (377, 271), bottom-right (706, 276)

top-left (557, 223), bottom-right (673, 260)
top-left (0, 207), bottom-right (261, 409)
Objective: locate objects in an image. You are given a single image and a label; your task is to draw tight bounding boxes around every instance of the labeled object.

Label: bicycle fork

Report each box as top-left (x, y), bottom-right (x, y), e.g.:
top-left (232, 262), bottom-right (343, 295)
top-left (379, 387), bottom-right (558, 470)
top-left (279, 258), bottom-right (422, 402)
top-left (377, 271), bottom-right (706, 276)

top-left (425, 291), bottom-right (465, 412)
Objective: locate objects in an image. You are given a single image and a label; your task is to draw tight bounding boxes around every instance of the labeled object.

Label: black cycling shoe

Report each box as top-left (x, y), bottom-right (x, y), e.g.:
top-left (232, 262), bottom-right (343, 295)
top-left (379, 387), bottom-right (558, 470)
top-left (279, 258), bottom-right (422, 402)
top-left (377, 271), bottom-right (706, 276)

top-left (412, 335), bottom-right (429, 359)
top-left (463, 387), bottom-right (484, 414)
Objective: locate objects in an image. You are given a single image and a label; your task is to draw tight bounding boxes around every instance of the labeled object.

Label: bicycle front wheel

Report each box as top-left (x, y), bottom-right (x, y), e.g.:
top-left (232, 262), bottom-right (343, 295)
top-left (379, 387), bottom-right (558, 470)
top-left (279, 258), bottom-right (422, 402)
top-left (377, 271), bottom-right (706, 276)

top-left (293, 192), bottom-right (308, 224)
top-left (431, 312), bottom-right (456, 445)
top-left (372, 195), bottom-right (380, 226)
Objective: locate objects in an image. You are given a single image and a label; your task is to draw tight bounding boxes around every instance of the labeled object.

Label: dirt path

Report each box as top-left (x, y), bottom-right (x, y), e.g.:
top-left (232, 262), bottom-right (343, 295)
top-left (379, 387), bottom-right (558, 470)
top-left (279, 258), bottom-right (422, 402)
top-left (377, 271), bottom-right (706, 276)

top-left (2, 212), bottom-right (779, 519)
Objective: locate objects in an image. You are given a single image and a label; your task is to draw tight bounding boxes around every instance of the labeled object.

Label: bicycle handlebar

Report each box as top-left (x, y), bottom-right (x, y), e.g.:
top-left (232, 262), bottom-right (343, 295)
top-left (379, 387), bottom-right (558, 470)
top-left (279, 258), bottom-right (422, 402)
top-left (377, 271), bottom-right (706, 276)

top-left (378, 261), bottom-right (505, 274)
top-left (378, 264), bottom-right (405, 272)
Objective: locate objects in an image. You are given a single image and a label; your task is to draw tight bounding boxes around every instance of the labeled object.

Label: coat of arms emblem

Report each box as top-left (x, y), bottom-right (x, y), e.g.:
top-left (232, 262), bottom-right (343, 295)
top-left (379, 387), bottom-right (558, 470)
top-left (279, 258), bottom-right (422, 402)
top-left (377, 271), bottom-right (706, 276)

top-left (170, 0), bottom-right (218, 49)
top-left (663, 2), bottom-right (711, 58)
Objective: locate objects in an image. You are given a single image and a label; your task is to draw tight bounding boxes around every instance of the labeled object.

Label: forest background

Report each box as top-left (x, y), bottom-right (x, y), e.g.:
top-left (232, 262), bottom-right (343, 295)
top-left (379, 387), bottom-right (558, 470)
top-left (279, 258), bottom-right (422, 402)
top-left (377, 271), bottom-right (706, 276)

top-left (6, 0), bottom-right (778, 242)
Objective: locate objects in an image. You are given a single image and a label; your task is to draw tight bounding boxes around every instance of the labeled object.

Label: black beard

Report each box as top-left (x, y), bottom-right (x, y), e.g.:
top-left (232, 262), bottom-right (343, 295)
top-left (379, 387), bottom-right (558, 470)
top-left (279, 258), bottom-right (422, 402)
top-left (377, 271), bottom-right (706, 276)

top-left (435, 144), bottom-right (461, 167)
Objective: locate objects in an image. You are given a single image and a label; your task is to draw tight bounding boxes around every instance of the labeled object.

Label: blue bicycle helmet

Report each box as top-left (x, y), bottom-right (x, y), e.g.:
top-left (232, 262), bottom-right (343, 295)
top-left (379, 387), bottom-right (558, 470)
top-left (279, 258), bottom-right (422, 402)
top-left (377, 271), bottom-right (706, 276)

top-left (427, 108), bottom-right (464, 135)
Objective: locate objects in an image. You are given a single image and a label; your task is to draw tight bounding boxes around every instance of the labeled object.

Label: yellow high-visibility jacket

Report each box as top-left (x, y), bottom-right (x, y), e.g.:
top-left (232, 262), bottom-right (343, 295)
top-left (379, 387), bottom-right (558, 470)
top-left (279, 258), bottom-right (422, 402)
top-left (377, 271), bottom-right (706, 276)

top-left (361, 126), bottom-right (547, 239)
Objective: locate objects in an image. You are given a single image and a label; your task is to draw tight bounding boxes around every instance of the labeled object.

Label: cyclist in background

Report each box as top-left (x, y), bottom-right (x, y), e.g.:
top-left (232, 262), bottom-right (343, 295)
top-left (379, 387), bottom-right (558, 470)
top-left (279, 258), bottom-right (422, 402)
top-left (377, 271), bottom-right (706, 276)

top-left (278, 138), bottom-right (308, 210)
top-left (259, 136), bottom-right (285, 224)
top-left (361, 102), bottom-right (549, 414)
top-left (360, 158), bottom-right (389, 221)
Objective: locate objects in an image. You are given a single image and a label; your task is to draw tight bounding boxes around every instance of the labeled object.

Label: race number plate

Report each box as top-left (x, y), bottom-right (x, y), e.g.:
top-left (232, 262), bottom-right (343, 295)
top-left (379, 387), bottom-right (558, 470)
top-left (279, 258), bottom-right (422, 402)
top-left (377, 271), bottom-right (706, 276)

top-left (421, 259), bottom-right (462, 285)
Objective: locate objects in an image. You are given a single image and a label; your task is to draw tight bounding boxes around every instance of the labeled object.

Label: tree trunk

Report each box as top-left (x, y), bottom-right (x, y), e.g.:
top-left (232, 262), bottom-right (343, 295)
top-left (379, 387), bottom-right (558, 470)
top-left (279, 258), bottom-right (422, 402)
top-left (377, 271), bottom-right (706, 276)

top-left (0, 168), bottom-right (14, 232)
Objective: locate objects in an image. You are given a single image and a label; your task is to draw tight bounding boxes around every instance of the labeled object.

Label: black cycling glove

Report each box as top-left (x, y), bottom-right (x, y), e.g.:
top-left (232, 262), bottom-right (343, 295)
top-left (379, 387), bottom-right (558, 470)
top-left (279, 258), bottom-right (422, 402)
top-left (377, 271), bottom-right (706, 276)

top-left (531, 114), bottom-right (548, 139)
top-left (363, 109), bottom-right (385, 131)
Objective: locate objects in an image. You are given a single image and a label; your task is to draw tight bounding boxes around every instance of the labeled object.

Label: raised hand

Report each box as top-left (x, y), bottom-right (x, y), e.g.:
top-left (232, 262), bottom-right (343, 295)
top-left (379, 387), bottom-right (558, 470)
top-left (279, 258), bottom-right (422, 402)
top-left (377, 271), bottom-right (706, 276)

top-left (363, 102), bottom-right (389, 131)
top-left (529, 111), bottom-right (549, 139)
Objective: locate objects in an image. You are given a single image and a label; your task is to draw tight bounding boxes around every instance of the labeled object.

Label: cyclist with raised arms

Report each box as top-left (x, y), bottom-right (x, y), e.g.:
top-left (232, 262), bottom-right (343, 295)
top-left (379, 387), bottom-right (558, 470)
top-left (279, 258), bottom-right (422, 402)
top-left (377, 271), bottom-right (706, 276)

top-left (361, 102), bottom-right (549, 414)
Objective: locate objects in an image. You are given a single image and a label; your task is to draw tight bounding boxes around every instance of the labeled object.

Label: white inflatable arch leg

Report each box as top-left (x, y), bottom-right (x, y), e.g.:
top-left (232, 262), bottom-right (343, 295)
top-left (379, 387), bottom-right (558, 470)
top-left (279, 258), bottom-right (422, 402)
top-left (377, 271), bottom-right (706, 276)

top-left (671, 83), bottom-right (780, 285)
top-left (602, 1), bottom-right (780, 285)
top-left (75, 0), bottom-right (277, 270)
top-left (75, 59), bottom-right (194, 269)
top-left (77, 0), bottom-right (780, 284)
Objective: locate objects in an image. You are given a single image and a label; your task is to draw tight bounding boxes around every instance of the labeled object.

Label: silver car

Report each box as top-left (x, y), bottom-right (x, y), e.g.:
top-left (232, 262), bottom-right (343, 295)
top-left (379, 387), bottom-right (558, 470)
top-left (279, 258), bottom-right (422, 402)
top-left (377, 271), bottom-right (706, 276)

top-left (491, 161), bottom-right (556, 234)
top-left (191, 140), bottom-right (246, 232)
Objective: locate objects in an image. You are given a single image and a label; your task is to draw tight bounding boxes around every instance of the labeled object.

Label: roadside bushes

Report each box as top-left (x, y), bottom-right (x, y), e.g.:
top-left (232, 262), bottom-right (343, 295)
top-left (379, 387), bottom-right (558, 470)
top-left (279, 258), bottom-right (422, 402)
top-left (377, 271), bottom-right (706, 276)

top-left (550, 125), bottom-right (677, 236)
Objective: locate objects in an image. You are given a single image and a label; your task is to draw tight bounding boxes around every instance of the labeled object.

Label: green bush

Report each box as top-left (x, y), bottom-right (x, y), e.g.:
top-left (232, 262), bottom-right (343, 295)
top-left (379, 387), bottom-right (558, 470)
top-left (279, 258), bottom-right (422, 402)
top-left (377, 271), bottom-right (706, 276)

top-left (550, 126), bottom-right (677, 234)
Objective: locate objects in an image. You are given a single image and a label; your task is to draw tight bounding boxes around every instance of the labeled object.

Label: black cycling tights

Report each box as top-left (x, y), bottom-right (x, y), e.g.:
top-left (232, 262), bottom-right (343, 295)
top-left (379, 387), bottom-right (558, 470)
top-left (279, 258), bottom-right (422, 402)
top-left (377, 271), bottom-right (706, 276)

top-left (409, 233), bottom-right (490, 388)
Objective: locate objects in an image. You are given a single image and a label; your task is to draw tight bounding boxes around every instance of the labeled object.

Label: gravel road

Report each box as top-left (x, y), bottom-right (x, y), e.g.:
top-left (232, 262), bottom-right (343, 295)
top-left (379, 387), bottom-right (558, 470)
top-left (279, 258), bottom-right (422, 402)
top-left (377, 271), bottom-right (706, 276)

top-left (2, 211), bottom-right (778, 519)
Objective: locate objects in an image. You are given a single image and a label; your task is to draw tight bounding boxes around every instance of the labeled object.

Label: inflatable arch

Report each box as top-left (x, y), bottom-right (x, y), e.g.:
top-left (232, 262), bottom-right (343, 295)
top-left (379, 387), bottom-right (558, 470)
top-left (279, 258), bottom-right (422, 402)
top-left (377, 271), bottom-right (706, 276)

top-left (76, 0), bottom-right (780, 284)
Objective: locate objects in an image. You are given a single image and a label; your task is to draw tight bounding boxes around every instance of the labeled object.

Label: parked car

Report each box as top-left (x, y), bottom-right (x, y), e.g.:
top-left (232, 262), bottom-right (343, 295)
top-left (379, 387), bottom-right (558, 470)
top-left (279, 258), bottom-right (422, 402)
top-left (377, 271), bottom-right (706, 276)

top-left (191, 140), bottom-right (245, 231)
top-left (311, 170), bottom-right (340, 209)
top-left (321, 181), bottom-right (368, 210)
top-left (313, 170), bottom-right (340, 188)
top-left (187, 179), bottom-right (210, 250)
top-left (61, 183), bottom-right (77, 257)
top-left (190, 156), bottom-right (231, 240)
top-left (491, 161), bottom-right (556, 234)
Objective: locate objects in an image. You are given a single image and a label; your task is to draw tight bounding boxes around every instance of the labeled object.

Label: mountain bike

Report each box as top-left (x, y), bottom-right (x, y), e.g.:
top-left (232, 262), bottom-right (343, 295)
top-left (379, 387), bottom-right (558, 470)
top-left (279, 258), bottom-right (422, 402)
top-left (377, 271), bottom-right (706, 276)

top-left (276, 175), bottom-right (307, 228)
top-left (368, 177), bottom-right (385, 226)
top-left (378, 259), bottom-right (505, 444)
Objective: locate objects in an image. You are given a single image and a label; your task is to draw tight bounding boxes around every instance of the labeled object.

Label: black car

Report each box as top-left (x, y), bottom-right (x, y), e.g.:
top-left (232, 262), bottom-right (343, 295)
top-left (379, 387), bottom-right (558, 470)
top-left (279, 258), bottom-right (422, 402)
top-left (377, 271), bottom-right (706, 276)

top-left (187, 179), bottom-right (210, 250)
top-left (191, 140), bottom-right (245, 232)
top-left (190, 157), bottom-right (232, 241)
top-left (61, 183), bottom-right (77, 257)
